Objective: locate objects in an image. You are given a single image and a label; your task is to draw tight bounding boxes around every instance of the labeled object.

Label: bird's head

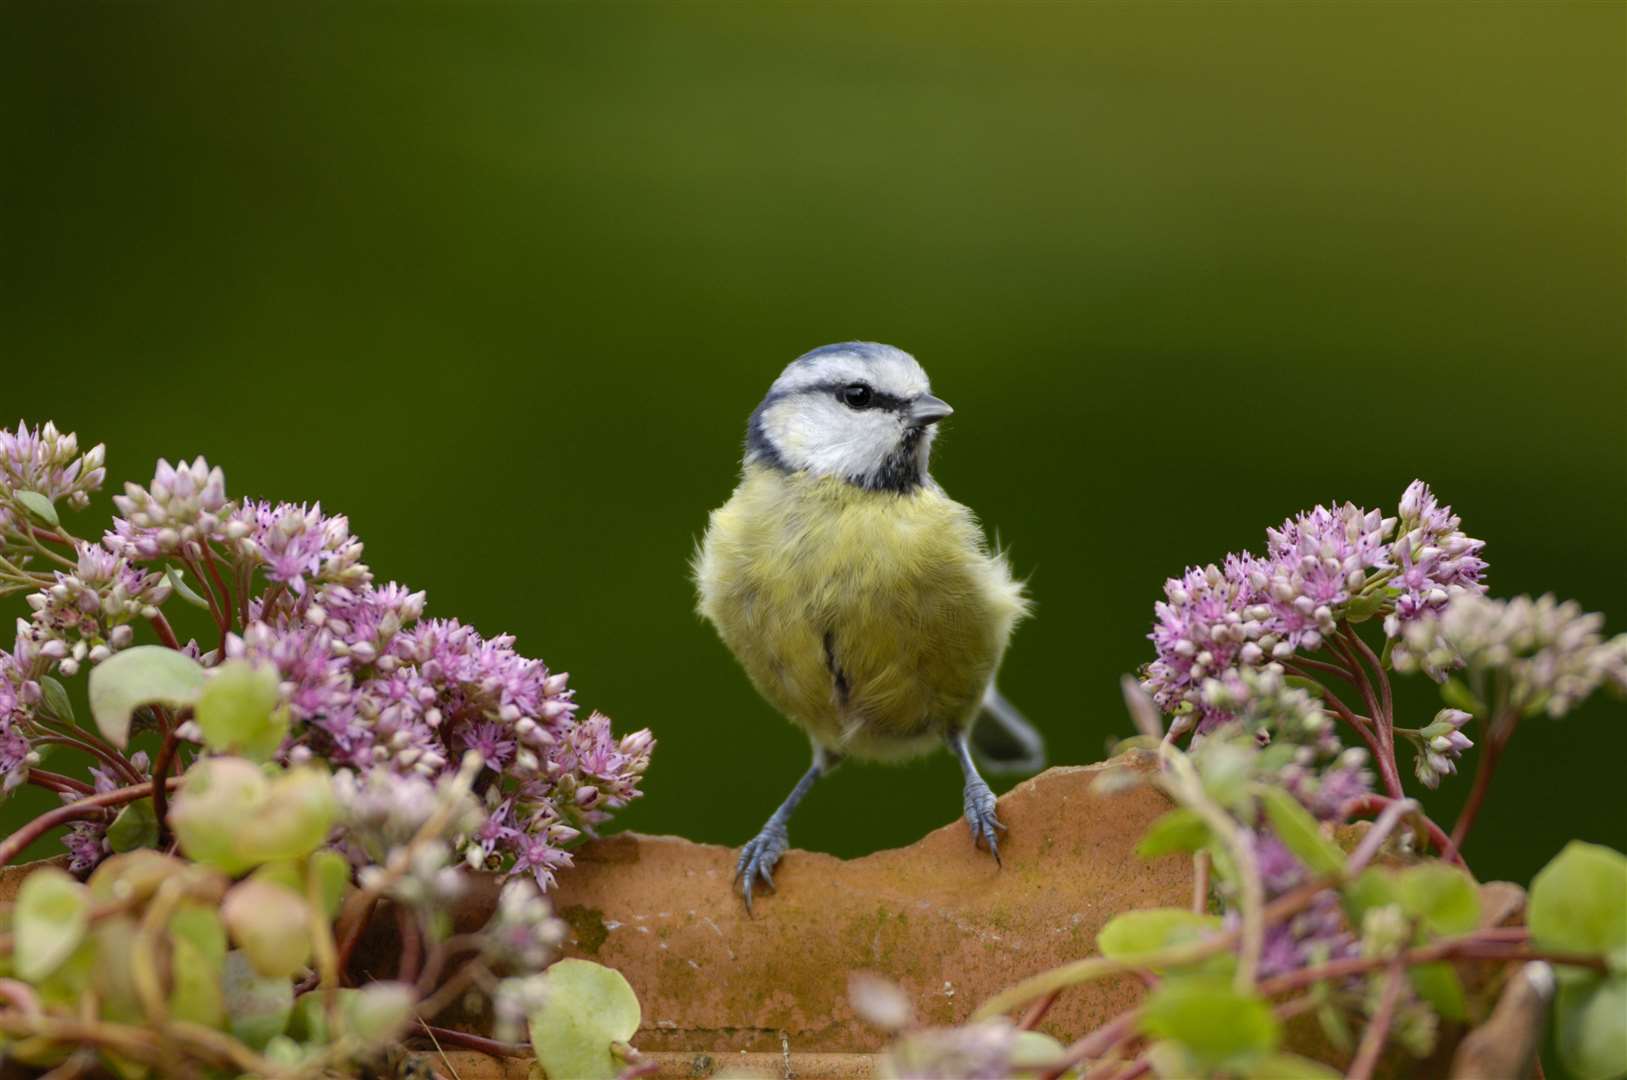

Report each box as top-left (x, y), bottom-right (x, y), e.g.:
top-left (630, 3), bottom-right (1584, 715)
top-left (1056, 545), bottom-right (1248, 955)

top-left (744, 342), bottom-right (953, 492)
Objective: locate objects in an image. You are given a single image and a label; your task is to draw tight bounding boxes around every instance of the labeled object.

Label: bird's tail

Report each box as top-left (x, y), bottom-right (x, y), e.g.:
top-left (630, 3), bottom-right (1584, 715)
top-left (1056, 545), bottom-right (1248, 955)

top-left (971, 683), bottom-right (1046, 775)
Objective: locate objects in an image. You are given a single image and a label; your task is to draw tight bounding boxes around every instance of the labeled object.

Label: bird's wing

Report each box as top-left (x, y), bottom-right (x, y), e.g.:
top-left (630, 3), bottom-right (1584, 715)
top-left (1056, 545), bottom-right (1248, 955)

top-left (971, 683), bottom-right (1046, 775)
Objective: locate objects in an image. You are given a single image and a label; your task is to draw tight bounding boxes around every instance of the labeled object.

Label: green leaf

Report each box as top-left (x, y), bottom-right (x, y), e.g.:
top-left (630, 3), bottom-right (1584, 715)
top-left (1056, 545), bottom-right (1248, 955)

top-left (1529, 842), bottom-right (1627, 963)
top-left (1138, 976), bottom-right (1281, 1071)
top-left (222, 950), bottom-right (293, 1050)
top-left (289, 989), bottom-right (359, 1045)
top-left (1340, 868), bottom-right (1397, 928)
top-left (1554, 975), bottom-right (1627, 1080)
top-left (528, 958), bottom-right (643, 1080)
top-left (14, 867), bottom-right (90, 981)
top-left (171, 758), bottom-right (336, 875)
top-left (345, 981), bottom-right (415, 1045)
top-left (1002, 1030), bottom-right (1066, 1077)
top-left (307, 850), bottom-right (351, 920)
top-left (1099, 908), bottom-right (1223, 967)
top-left (86, 850), bottom-right (190, 905)
top-left (195, 660), bottom-right (289, 763)
top-left (106, 799), bottom-right (159, 853)
top-left (1344, 591), bottom-right (1386, 625)
top-left (1395, 863), bottom-right (1480, 937)
top-left (1258, 786), bottom-right (1345, 877)
top-left (1137, 808), bottom-right (1211, 858)
top-left (14, 490), bottom-right (59, 527)
top-left (37, 676), bottom-right (75, 726)
top-left (1198, 741), bottom-right (1256, 811)
top-left (168, 903), bottom-right (227, 1028)
top-left (221, 878), bottom-right (314, 979)
top-left (1408, 962), bottom-right (1467, 1022)
top-left (90, 916), bottom-right (143, 1024)
top-left (1244, 1052), bottom-right (1344, 1079)
top-left (166, 566), bottom-right (213, 610)
top-left (88, 645), bottom-right (207, 748)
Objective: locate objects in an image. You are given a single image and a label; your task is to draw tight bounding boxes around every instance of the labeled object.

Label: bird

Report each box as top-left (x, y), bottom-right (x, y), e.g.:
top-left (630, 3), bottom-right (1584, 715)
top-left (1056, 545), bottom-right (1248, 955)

top-left (692, 341), bottom-right (1042, 911)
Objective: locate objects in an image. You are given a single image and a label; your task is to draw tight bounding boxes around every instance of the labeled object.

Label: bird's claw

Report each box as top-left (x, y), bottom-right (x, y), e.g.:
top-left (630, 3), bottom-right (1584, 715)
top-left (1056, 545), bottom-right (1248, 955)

top-left (734, 822), bottom-right (789, 914)
top-left (963, 778), bottom-right (1006, 865)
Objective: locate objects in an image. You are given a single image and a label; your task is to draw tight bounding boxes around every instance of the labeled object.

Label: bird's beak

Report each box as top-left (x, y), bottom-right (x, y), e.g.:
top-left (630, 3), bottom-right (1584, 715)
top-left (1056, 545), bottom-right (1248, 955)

top-left (908, 394), bottom-right (954, 426)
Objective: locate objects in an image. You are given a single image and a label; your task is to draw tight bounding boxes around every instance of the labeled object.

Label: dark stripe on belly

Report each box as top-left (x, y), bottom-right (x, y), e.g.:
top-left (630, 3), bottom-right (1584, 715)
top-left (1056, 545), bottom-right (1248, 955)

top-left (823, 630), bottom-right (851, 708)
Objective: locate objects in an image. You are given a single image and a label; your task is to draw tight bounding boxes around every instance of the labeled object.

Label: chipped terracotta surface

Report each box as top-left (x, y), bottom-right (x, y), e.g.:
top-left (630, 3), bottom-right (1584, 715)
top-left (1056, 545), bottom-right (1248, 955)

top-left (438, 755), bottom-right (1191, 1055)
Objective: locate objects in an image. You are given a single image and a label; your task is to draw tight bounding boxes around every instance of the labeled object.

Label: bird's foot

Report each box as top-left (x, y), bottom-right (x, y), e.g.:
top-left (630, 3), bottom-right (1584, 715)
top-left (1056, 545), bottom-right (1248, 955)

top-left (734, 821), bottom-right (789, 914)
top-left (963, 777), bottom-right (1006, 864)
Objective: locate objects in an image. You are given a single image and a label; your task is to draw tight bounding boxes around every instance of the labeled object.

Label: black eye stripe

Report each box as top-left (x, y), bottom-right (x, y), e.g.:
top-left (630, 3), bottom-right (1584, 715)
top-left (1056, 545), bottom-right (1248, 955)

top-left (804, 380), bottom-right (908, 412)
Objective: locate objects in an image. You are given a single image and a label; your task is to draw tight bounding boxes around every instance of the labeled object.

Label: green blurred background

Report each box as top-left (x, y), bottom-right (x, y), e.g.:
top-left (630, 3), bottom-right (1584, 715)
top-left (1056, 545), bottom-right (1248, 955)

top-left (2, 3), bottom-right (1623, 901)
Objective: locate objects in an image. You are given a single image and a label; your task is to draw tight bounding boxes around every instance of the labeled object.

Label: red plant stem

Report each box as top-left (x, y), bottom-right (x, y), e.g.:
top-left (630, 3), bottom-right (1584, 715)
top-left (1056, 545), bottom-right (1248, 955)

top-left (1342, 628), bottom-right (1394, 729)
top-left (335, 896), bottom-right (380, 986)
top-left (1348, 960), bottom-right (1406, 1080)
top-left (31, 733), bottom-right (143, 787)
top-left (200, 544), bottom-right (234, 635)
top-left (1046, 1010), bottom-right (1141, 1080)
top-left (27, 770), bottom-right (94, 795)
top-left (1287, 654), bottom-right (1360, 685)
top-left (149, 612), bottom-right (182, 651)
top-left (1451, 709), bottom-right (1514, 850)
top-left (1342, 794), bottom-right (1463, 866)
top-left (1018, 990), bottom-right (1060, 1032)
top-left (150, 722), bottom-right (184, 845)
top-left (0, 779), bottom-right (182, 868)
top-left (179, 553), bottom-right (227, 636)
top-left (416, 1023), bottom-right (527, 1058)
top-left (235, 560), bottom-right (253, 626)
top-left (397, 904), bottom-right (423, 985)
top-left (1296, 675), bottom-right (1401, 797)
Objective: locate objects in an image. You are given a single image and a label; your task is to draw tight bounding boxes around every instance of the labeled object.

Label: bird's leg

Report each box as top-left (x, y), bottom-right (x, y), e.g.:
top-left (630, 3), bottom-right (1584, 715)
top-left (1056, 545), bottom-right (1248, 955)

top-left (735, 746), bottom-right (837, 913)
top-left (951, 729), bottom-right (1006, 864)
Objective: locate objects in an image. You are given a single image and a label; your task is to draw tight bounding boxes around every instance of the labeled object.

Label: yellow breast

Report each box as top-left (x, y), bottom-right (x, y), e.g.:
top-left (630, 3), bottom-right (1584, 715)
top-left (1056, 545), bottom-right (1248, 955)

top-left (693, 466), bottom-right (1028, 760)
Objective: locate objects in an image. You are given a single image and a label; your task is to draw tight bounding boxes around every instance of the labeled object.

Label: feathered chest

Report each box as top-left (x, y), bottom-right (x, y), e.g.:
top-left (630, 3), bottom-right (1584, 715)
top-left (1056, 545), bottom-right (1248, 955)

top-left (694, 467), bottom-right (1027, 756)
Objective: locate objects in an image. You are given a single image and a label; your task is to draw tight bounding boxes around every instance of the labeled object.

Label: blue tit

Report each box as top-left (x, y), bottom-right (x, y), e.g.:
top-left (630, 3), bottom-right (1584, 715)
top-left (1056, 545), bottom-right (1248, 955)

top-left (692, 341), bottom-right (1043, 911)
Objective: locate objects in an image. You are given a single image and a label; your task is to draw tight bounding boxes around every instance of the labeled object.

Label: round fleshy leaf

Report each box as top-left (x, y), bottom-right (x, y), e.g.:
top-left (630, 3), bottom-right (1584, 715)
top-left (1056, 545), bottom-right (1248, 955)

top-left (1555, 975), bottom-right (1627, 1080)
top-left (345, 981), bottom-right (415, 1045)
top-left (1137, 808), bottom-right (1211, 858)
top-left (106, 799), bottom-right (159, 854)
top-left (1339, 867), bottom-right (1397, 928)
top-left (195, 660), bottom-right (289, 763)
top-left (1098, 909), bottom-right (1223, 967)
top-left (289, 988), bottom-right (358, 1045)
top-left (222, 879), bottom-right (314, 979)
top-left (222, 950), bottom-right (294, 1049)
top-left (1395, 863), bottom-right (1480, 937)
top-left (171, 757), bottom-right (272, 874)
top-left (14, 867), bottom-right (90, 981)
top-left (241, 767), bottom-right (338, 866)
top-left (528, 958), bottom-right (642, 1080)
top-left (168, 903), bottom-right (228, 1028)
top-left (1010, 1030), bottom-right (1066, 1073)
top-left (1138, 976), bottom-right (1280, 1072)
top-left (1258, 787), bottom-right (1344, 877)
top-left (1408, 962), bottom-right (1468, 1022)
top-left (307, 850), bottom-right (351, 919)
top-left (1529, 842), bottom-right (1627, 960)
top-left (88, 645), bottom-right (207, 748)
top-left (87, 850), bottom-right (190, 904)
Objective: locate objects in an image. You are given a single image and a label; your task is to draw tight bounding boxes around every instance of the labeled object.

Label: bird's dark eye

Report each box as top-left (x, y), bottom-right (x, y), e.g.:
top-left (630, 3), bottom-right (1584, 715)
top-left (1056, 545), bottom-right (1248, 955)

top-left (839, 383), bottom-right (874, 409)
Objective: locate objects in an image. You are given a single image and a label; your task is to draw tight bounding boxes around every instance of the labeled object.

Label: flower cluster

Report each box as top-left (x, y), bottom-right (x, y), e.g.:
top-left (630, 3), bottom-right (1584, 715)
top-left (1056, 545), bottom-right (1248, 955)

top-left (0, 424), bottom-right (653, 887)
top-left (1408, 708), bottom-right (1474, 790)
top-left (1394, 593), bottom-right (1627, 714)
top-left (0, 421), bottom-right (106, 530)
top-left (1144, 481), bottom-right (1486, 728)
top-left (24, 544), bottom-right (170, 674)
